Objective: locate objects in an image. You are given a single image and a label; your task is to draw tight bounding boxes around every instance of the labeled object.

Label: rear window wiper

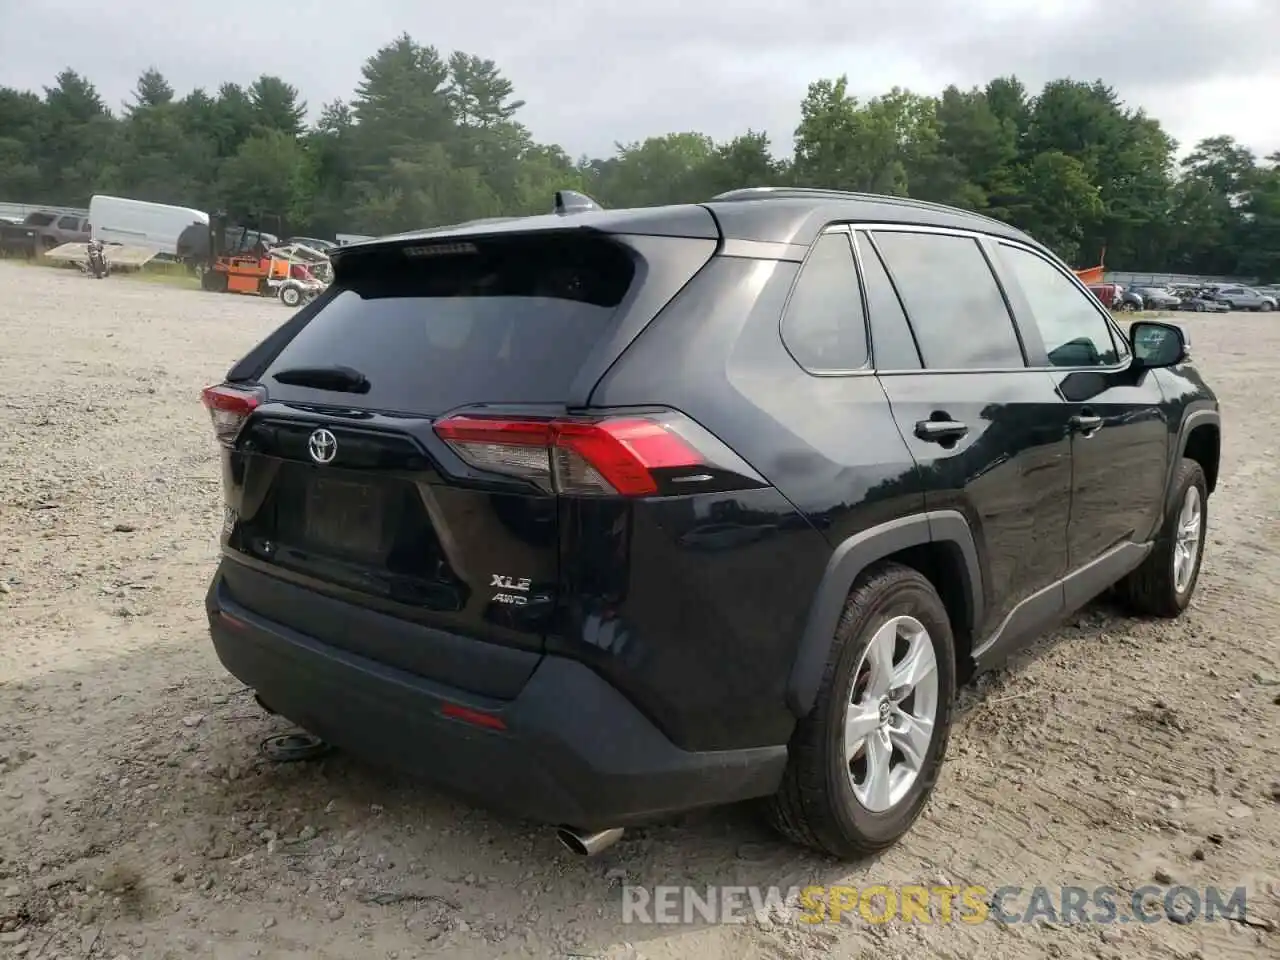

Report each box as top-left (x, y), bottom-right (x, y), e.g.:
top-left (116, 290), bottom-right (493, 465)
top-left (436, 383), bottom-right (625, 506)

top-left (271, 365), bottom-right (371, 394)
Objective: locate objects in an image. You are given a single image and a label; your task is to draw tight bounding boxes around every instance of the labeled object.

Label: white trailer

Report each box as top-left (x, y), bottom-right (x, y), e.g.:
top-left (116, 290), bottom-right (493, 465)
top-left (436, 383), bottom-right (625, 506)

top-left (88, 195), bottom-right (208, 257)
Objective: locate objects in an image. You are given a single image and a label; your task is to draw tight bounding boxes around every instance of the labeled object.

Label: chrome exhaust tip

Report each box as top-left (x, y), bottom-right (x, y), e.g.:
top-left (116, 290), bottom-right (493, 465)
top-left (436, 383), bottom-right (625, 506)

top-left (556, 826), bottom-right (624, 856)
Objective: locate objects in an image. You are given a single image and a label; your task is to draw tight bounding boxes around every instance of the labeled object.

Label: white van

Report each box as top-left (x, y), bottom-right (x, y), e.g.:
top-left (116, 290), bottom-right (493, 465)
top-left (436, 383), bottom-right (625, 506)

top-left (88, 195), bottom-right (209, 257)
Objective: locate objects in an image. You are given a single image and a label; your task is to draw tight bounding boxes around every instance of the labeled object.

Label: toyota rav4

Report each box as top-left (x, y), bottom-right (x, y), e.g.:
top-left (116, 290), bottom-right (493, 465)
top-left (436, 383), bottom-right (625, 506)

top-left (202, 187), bottom-right (1221, 859)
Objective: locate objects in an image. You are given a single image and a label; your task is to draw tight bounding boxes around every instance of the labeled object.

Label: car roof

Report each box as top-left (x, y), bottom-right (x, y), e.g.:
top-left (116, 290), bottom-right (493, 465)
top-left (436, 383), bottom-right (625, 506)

top-left (336, 186), bottom-right (1043, 258)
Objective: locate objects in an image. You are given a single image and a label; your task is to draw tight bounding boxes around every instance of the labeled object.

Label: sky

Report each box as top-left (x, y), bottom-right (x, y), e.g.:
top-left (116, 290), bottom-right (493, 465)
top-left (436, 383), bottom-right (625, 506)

top-left (2, 0), bottom-right (1279, 162)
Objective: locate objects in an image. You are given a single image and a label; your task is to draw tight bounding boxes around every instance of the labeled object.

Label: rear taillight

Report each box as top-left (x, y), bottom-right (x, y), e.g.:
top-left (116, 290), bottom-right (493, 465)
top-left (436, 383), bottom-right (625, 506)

top-left (201, 383), bottom-right (264, 446)
top-left (433, 410), bottom-right (765, 497)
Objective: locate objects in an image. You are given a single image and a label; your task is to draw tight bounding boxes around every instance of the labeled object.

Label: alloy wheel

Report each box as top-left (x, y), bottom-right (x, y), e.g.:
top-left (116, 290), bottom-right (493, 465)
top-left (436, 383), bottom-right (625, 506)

top-left (1173, 485), bottom-right (1203, 594)
top-left (843, 615), bottom-right (939, 812)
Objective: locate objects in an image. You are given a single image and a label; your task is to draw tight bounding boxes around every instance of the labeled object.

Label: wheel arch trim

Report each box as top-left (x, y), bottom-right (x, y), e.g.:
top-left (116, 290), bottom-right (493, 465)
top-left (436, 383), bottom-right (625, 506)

top-left (1167, 407), bottom-right (1221, 502)
top-left (785, 510), bottom-right (983, 718)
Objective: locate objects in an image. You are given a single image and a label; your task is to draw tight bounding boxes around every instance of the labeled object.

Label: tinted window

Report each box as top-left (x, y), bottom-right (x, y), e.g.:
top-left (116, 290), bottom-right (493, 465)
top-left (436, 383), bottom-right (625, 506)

top-left (265, 235), bottom-right (636, 413)
top-left (998, 244), bottom-right (1119, 368)
top-left (24, 213), bottom-right (54, 227)
top-left (873, 231), bottom-right (1024, 369)
top-left (854, 231), bottom-right (920, 369)
top-left (56, 216), bottom-right (80, 230)
top-left (781, 232), bottom-right (868, 372)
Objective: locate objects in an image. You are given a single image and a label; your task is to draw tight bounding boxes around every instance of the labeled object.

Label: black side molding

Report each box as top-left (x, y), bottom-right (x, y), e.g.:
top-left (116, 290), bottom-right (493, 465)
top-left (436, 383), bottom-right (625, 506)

top-left (785, 510), bottom-right (983, 718)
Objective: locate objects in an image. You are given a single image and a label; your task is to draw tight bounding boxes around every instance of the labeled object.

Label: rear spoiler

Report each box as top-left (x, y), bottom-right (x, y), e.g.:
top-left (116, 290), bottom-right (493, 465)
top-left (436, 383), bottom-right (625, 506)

top-left (336, 190), bottom-right (608, 251)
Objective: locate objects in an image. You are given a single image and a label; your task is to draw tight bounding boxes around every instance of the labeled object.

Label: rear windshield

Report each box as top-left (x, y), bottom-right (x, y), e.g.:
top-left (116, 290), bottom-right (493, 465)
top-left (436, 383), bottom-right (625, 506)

top-left (263, 233), bottom-right (636, 414)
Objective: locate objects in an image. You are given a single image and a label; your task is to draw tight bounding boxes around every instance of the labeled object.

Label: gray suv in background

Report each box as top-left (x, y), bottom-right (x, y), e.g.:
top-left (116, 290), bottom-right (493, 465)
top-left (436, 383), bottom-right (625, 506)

top-left (1211, 286), bottom-right (1277, 311)
top-left (22, 211), bottom-right (92, 251)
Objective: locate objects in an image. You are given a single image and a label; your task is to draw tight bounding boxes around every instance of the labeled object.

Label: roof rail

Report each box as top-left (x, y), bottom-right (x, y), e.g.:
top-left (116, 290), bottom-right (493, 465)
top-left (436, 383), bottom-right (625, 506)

top-left (709, 186), bottom-right (1008, 228)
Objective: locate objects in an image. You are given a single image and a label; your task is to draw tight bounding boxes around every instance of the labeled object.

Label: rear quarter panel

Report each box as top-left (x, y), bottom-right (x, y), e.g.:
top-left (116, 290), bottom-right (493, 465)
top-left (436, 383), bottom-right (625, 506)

top-left (580, 255), bottom-right (923, 751)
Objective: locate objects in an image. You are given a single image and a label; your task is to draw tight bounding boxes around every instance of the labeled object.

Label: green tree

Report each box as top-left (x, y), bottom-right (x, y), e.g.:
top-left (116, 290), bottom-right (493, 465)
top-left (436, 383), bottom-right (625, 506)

top-left (0, 88), bottom-right (46, 200)
top-left (217, 129), bottom-right (314, 225)
top-left (2, 45), bottom-right (1273, 277)
top-left (248, 75), bottom-right (307, 137)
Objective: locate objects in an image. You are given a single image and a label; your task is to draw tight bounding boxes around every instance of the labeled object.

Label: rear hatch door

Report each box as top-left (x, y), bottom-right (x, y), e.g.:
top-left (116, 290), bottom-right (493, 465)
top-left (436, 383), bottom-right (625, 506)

top-left (214, 219), bottom-right (718, 695)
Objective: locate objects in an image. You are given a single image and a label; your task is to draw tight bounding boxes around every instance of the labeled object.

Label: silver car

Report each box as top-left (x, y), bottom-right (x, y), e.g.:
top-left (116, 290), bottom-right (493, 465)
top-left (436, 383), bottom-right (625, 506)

top-left (1212, 286), bottom-right (1277, 312)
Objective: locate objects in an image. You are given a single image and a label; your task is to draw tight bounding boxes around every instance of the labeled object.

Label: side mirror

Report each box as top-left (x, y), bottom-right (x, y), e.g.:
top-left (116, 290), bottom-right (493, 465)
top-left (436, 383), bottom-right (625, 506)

top-left (1130, 320), bottom-right (1189, 368)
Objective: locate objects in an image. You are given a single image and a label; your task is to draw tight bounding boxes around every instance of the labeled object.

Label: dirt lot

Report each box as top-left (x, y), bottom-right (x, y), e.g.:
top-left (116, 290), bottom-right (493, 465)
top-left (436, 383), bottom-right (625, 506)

top-left (0, 261), bottom-right (1277, 960)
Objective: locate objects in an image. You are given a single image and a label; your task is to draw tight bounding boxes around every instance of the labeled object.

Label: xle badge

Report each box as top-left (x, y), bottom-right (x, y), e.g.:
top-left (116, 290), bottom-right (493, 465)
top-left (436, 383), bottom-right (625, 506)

top-left (490, 574), bottom-right (531, 606)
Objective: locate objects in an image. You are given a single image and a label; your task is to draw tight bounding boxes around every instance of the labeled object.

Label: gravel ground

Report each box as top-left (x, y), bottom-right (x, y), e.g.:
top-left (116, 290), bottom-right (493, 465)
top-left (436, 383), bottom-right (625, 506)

top-left (0, 261), bottom-right (1277, 960)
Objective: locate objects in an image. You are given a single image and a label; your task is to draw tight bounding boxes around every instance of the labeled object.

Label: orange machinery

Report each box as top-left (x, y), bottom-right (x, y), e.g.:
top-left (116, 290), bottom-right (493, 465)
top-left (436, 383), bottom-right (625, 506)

top-left (206, 251), bottom-right (289, 296)
top-left (198, 211), bottom-right (291, 296)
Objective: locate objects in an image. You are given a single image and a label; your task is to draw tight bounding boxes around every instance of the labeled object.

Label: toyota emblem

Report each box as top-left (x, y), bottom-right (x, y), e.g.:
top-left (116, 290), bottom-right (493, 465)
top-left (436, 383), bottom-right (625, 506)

top-left (308, 428), bottom-right (337, 464)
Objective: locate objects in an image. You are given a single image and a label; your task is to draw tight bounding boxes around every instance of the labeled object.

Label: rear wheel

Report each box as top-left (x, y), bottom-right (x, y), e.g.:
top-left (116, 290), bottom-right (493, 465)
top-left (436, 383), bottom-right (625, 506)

top-left (767, 563), bottom-right (956, 859)
top-left (280, 285), bottom-right (302, 307)
top-left (1118, 459), bottom-right (1207, 617)
top-left (201, 267), bottom-right (227, 293)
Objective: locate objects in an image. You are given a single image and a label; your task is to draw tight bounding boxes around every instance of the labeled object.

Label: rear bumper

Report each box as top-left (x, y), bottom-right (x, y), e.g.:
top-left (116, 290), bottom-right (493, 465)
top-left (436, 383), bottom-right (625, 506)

top-left (206, 569), bottom-right (787, 828)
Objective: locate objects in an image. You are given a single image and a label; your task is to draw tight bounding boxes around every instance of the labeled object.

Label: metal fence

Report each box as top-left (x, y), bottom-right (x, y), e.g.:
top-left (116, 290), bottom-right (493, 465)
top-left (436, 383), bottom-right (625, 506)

top-left (1104, 270), bottom-right (1259, 287)
top-left (0, 201), bottom-right (90, 222)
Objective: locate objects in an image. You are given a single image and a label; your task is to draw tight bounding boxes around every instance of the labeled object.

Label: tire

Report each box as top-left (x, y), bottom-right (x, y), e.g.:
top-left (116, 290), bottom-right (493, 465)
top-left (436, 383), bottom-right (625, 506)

top-left (201, 267), bottom-right (227, 293)
top-left (280, 285), bottom-right (302, 307)
top-left (1261, 301), bottom-right (1274, 312)
top-left (1117, 459), bottom-right (1208, 618)
top-left (1119, 301), bottom-right (1137, 313)
top-left (767, 563), bottom-right (957, 859)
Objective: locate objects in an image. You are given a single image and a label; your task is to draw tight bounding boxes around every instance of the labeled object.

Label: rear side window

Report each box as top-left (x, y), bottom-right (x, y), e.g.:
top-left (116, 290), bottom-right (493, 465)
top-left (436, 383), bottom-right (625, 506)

top-left (264, 234), bottom-right (637, 414)
top-left (873, 231), bottom-right (1025, 370)
top-left (854, 232), bottom-right (920, 370)
top-left (56, 216), bottom-right (80, 230)
top-left (782, 232), bottom-right (868, 373)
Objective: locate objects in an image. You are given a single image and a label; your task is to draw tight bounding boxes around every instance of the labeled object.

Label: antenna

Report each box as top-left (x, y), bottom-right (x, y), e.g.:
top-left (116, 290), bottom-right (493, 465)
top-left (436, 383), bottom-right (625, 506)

top-left (554, 190), bottom-right (604, 215)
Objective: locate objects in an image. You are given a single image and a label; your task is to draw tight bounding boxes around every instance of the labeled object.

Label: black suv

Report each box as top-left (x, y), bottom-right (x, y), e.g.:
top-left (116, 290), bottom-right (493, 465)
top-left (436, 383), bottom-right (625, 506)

top-left (202, 187), bottom-right (1221, 860)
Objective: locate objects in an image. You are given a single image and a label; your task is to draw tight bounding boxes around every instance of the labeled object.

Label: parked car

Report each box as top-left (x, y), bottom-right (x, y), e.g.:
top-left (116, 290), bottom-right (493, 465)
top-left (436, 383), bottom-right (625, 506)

top-left (283, 236), bottom-right (336, 253)
top-left (1134, 286), bottom-right (1182, 310)
top-left (22, 210), bottom-right (91, 250)
top-left (1087, 283), bottom-right (1122, 309)
top-left (1175, 287), bottom-right (1231, 313)
top-left (1116, 286), bottom-right (1144, 312)
top-left (1211, 286), bottom-right (1277, 311)
top-left (200, 186), bottom-right (1221, 860)
top-left (0, 217), bottom-right (40, 258)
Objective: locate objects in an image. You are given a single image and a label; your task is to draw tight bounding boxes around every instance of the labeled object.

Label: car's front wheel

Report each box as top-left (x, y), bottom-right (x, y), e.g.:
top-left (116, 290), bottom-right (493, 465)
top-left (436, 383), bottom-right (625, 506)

top-left (1118, 458), bottom-right (1208, 617)
top-left (767, 563), bottom-right (956, 859)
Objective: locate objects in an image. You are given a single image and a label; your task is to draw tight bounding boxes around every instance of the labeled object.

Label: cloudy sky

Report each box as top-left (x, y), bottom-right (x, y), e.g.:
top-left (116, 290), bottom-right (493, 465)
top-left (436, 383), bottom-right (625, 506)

top-left (3, 0), bottom-right (1279, 161)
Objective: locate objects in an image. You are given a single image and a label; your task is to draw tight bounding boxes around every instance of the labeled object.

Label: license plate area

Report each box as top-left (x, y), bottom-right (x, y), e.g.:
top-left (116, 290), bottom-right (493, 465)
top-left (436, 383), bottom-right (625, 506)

top-left (302, 476), bottom-right (389, 559)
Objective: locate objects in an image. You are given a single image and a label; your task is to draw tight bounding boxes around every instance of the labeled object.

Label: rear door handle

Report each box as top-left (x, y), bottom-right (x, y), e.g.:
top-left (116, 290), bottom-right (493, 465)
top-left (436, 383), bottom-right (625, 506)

top-left (914, 419), bottom-right (969, 443)
top-left (1069, 414), bottom-right (1104, 436)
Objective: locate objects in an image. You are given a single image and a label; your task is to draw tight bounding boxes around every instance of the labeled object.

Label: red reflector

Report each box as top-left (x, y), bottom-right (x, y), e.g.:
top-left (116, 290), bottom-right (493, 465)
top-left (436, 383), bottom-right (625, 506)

top-left (440, 703), bottom-right (507, 731)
